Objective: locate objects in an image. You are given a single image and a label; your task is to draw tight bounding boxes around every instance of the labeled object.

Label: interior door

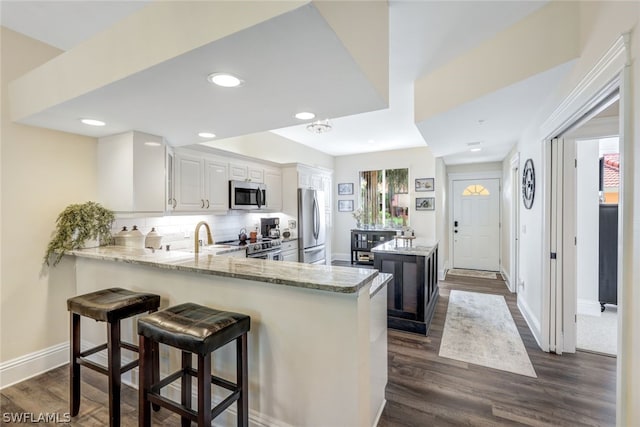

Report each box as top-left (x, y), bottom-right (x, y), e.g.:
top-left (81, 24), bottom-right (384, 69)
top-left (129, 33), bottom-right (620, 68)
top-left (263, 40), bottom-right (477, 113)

top-left (452, 178), bottom-right (500, 271)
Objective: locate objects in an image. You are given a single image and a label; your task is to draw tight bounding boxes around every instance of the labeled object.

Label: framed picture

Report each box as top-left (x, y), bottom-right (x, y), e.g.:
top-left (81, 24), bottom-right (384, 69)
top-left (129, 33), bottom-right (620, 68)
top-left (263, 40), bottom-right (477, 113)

top-left (338, 199), bottom-right (354, 212)
top-left (338, 183), bottom-right (354, 195)
top-left (416, 197), bottom-right (435, 211)
top-left (415, 178), bottom-right (434, 192)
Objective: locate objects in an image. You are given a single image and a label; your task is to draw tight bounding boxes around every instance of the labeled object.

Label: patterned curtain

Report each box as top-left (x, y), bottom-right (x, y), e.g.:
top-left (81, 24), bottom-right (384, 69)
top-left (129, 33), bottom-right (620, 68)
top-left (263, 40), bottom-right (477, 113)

top-left (360, 170), bottom-right (382, 226)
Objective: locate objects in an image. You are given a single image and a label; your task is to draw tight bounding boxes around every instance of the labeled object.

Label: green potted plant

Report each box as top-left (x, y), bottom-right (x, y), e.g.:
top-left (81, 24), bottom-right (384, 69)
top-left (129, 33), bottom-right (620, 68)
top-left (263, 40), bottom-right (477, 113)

top-left (44, 201), bottom-right (115, 266)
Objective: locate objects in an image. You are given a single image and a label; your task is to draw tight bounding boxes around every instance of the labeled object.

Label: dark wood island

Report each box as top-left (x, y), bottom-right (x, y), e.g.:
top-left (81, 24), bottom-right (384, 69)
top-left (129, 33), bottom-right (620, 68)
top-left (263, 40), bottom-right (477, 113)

top-left (372, 239), bottom-right (438, 335)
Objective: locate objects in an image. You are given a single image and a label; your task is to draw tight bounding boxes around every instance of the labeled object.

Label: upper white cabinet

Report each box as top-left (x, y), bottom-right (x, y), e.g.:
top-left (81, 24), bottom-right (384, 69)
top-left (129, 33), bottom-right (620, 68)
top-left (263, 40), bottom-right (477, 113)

top-left (98, 131), bottom-right (166, 213)
top-left (174, 151), bottom-right (228, 212)
top-left (282, 164), bottom-right (333, 217)
top-left (264, 168), bottom-right (282, 212)
top-left (230, 162), bottom-right (264, 183)
top-left (174, 152), bottom-right (205, 211)
top-left (204, 159), bottom-right (228, 211)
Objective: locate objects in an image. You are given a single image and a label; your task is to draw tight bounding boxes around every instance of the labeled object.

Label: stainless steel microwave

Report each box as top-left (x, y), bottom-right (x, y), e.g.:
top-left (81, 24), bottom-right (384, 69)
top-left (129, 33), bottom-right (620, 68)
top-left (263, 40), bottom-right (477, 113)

top-left (229, 180), bottom-right (267, 210)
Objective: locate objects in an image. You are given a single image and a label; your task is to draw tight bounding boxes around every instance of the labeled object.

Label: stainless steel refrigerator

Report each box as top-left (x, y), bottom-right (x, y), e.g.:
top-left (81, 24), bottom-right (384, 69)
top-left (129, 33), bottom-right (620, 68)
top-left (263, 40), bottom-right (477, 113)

top-left (298, 188), bottom-right (326, 264)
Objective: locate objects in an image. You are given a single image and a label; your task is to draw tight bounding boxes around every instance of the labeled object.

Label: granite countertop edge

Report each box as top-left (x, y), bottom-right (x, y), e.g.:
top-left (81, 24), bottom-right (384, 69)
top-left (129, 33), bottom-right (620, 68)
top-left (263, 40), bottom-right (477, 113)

top-left (369, 273), bottom-right (392, 298)
top-left (68, 247), bottom-right (377, 295)
top-left (371, 239), bottom-right (439, 257)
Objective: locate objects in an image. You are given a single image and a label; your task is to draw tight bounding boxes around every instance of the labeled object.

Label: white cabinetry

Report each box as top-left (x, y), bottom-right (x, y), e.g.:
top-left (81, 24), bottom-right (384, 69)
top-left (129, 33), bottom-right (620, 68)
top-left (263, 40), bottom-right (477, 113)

top-left (174, 150), bottom-right (228, 212)
top-left (283, 164), bottom-right (332, 216)
top-left (98, 131), bottom-right (166, 213)
top-left (204, 160), bottom-right (228, 211)
top-left (281, 239), bottom-right (299, 262)
top-left (264, 168), bottom-right (282, 212)
top-left (230, 162), bottom-right (264, 183)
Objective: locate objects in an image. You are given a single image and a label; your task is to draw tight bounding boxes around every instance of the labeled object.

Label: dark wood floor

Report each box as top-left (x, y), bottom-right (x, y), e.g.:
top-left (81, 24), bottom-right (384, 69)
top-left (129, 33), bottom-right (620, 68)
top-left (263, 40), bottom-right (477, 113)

top-left (378, 273), bottom-right (616, 427)
top-left (1, 273), bottom-right (615, 426)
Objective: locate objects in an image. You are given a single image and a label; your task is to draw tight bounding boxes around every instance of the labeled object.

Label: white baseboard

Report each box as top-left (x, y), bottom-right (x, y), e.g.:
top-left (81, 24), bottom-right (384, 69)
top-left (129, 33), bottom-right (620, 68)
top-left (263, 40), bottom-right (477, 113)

top-left (439, 260), bottom-right (449, 281)
top-left (332, 252), bottom-right (350, 262)
top-left (372, 399), bottom-right (387, 427)
top-left (501, 267), bottom-right (514, 292)
top-left (517, 295), bottom-right (545, 351)
top-left (0, 342), bottom-right (69, 390)
top-left (578, 299), bottom-right (602, 316)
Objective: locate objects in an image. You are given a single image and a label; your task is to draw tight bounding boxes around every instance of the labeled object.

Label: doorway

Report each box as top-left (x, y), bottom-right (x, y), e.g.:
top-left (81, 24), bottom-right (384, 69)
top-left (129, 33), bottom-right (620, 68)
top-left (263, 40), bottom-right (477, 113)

top-left (451, 178), bottom-right (500, 271)
top-left (546, 97), bottom-right (620, 356)
top-left (574, 134), bottom-right (619, 356)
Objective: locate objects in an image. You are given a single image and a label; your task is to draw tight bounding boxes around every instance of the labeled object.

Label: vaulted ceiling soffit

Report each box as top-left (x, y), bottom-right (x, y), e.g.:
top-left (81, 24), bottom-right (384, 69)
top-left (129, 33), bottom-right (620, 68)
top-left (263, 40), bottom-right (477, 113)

top-left (413, 1), bottom-right (580, 158)
top-left (8, 1), bottom-right (389, 145)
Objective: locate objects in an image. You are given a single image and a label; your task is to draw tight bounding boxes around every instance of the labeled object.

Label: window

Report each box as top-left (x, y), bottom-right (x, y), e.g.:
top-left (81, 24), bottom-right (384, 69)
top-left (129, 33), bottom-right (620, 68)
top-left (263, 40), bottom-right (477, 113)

top-left (462, 184), bottom-right (490, 196)
top-left (359, 168), bottom-right (409, 228)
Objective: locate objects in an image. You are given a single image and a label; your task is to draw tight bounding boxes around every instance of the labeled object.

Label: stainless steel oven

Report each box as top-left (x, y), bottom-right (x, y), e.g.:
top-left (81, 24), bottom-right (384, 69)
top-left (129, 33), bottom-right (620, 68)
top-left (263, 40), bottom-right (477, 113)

top-left (229, 180), bottom-right (267, 210)
top-left (247, 249), bottom-right (283, 261)
top-left (233, 238), bottom-right (283, 261)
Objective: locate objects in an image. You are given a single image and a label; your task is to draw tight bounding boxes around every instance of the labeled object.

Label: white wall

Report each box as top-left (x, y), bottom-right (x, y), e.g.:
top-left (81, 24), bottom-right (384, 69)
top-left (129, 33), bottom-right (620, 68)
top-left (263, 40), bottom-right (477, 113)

top-left (509, 2), bottom-right (640, 422)
top-left (447, 161), bottom-right (502, 175)
top-left (513, 131), bottom-right (545, 344)
top-left (576, 139), bottom-right (600, 316)
top-left (501, 145), bottom-right (519, 290)
top-left (332, 147), bottom-right (436, 260)
top-left (1, 28), bottom-right (98, 364)
top-left (202, 132), bottom-right (335, 170)
top-left (435, 158), bottom-right (448, 278)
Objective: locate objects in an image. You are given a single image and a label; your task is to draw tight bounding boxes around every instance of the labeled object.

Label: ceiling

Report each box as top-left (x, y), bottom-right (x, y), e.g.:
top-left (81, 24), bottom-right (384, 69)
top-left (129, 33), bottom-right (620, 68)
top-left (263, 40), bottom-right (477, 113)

top-left (1, 0), bottom-right (571, 164)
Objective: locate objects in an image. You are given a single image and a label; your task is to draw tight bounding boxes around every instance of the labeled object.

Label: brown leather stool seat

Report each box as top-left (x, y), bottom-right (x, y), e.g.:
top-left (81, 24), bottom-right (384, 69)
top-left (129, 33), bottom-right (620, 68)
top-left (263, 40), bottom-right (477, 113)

top-left (67, 288), bottom-right (161, 427)
top-left (138, 303), bottom-right (250, 427)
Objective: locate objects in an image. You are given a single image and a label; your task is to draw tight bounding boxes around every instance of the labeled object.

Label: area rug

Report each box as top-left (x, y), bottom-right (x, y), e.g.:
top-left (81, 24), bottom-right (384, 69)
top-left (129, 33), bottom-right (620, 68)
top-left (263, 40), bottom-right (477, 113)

top-left (439, 290), bottom-right (537, 378)
top-left (446, 268), bottom-right (498, 280)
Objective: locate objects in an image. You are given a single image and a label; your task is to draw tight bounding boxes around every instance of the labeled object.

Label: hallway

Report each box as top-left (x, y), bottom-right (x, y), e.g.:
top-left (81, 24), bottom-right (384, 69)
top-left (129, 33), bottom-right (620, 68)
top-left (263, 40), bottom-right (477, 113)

top-left (379, 274), bottom-right (616, 426)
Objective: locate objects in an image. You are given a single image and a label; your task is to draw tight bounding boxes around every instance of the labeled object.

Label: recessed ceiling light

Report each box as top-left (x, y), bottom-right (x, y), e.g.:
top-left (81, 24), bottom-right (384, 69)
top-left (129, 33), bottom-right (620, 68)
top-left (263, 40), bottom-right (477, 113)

top-left (80, 118), bottom-right (105, 126)
top-left (144, 141), bottom-right (162, 147)
top-left (295, 112), bottom-right (315, 120)
top-left (470, 147), bottom-right (482, 152)
top-left (207, 73), bottom-right (243, 88)
top-left (198, 132), bottom-right (216, 138)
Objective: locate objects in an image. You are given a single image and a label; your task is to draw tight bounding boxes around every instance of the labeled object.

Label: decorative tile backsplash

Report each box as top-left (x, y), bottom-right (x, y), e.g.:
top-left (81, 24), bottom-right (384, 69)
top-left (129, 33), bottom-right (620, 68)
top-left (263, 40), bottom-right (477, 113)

top-left (111, 212), bottom-right (293, 250)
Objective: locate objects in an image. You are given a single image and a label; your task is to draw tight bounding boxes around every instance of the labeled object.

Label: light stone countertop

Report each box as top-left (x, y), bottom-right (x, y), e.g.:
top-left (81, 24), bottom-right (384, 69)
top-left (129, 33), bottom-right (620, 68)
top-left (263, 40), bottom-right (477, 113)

top-left (369, 273), bottom-right (392, 297)
top-left (371, 238), bottom-right (438, 257)
top-left (68, 245), bottom-right (378, 294)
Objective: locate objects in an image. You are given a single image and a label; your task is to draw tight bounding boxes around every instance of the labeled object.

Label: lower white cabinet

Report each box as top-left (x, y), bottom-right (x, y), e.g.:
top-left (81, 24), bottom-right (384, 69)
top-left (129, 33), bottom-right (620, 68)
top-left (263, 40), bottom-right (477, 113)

top-left (281, 239), bottom-right (299, 262)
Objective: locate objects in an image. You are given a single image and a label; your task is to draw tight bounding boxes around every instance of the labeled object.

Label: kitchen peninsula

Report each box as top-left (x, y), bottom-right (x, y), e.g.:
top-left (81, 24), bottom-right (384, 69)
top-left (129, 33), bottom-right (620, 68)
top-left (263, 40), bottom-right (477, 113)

top-left (62, 246), bottom-right (390, 427)
top-left (372, 239), bottom-right (438, 335)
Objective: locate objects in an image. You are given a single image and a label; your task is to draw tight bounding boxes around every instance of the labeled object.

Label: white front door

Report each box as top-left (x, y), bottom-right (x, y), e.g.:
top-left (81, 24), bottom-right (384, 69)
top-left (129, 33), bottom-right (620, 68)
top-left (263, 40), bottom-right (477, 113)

top-left (452, 178), bottom-right (500, 271)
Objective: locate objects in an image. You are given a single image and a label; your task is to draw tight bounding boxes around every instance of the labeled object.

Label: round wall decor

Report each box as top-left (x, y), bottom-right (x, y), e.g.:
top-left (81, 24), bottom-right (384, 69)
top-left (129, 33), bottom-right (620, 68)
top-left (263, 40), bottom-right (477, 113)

top-left (522, 158), bottom-right (535, 209)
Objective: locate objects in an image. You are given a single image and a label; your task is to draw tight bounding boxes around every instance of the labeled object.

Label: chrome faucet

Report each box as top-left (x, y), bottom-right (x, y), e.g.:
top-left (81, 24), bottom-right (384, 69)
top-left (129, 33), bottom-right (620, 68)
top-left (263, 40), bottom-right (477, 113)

top-left (194, 221), bottom-right (214, 253)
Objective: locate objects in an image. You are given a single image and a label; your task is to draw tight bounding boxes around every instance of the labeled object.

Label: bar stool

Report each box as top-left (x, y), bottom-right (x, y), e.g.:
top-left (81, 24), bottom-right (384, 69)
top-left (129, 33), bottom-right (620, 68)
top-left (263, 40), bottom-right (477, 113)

top-left (137, 302), bottom-right (250, 427)
top-left (67, 287), bottom-right (161, 427)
